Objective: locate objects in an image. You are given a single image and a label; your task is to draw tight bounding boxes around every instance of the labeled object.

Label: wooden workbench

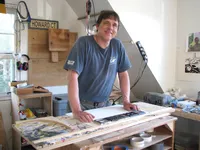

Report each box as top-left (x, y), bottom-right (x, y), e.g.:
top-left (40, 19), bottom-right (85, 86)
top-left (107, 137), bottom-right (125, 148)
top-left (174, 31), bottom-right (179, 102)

top-left (172, 108), bottom-right (200, 121)
top-left (12, 102), bottom-right (176, 150)
top-left (58, 116), bottom-right (177, 150)
top-left (171, 108), bottom-right (200, 150)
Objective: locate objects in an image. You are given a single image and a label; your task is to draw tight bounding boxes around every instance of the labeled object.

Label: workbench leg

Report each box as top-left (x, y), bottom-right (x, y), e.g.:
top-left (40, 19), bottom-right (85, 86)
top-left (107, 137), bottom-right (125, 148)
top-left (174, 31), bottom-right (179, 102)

top-left (199, 132), bottom-right (200, 150)
top-left (165, 121), bottom-right (175, 150)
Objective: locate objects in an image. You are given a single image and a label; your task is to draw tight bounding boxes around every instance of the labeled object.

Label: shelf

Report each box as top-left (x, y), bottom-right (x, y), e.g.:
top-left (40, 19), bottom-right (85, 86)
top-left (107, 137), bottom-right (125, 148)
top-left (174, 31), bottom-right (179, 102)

top-left (11, 92), bottom-right (53, 150)
top-left (104, 132), bottom-right (172, 150)
top-left (18, 92), bottom-right (52, 99)
top-left (164, 145), bottom-right (171, 150)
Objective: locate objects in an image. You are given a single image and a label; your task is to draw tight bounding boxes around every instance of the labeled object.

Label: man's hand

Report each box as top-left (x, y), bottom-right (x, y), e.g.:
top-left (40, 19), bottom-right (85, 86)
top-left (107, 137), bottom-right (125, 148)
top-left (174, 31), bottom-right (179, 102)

top-left (73, 111), bottom-right (95, 123)
top-left (123, 102), bottom-right (139, 111)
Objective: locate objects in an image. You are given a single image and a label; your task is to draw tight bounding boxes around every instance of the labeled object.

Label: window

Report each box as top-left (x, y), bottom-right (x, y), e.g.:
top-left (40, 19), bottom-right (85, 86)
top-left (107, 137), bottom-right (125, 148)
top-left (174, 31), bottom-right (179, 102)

top-left (0, 12), bottom-right (15, 94)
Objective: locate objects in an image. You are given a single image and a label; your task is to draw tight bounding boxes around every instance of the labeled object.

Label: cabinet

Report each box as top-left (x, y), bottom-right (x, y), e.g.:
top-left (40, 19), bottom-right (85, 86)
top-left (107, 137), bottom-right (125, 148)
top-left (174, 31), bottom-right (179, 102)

top-left (11, 92), bottom-right (52, 150)
top-left (57, 116), bottom-right (176, 150)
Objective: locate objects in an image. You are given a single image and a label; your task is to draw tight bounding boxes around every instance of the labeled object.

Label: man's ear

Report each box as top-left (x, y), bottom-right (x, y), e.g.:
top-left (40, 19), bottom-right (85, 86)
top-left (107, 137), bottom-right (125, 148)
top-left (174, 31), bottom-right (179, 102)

top-left (96, 24), bottom-right (99, 32)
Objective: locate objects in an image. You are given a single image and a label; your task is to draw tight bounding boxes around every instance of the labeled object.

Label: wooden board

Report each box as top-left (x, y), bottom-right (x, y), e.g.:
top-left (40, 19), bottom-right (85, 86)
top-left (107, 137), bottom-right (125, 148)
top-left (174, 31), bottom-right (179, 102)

top-left (28, 29), bottom-right (48, 45)
top-left (13, 102), bottom-right (175, 150)
top-left (28, 45), bottom-right (71, 60)
top-left (28, 59), bottom-right (68, 86)
top-left (28, 29), bottom-right (77, 87)
top-left (69, 32), bottom-right (77, 50)
top-left (48, 29), bottom-right (70, 52)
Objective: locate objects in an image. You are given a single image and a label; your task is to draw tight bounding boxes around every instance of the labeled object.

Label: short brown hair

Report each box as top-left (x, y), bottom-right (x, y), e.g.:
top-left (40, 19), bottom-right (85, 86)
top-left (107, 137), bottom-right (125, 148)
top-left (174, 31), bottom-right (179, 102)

top-left (96, 10), bottom-right (120, 25)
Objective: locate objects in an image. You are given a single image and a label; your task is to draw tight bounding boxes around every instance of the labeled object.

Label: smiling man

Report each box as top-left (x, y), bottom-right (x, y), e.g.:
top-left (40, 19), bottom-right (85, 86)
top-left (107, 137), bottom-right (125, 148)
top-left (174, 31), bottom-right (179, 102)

top-left (64, 10), bottom-right (138, 122)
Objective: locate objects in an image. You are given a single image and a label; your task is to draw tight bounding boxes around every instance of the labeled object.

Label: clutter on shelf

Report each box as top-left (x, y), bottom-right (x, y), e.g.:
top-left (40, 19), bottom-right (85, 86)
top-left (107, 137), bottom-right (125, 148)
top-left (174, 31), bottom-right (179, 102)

top-left (9, 81), bottom-right (50, 94)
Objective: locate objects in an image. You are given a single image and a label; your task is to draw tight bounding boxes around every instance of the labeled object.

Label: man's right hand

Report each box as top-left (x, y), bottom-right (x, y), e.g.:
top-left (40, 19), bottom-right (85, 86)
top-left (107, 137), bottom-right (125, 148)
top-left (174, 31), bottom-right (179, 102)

top-left (73, 111), bottom-right (95, 122)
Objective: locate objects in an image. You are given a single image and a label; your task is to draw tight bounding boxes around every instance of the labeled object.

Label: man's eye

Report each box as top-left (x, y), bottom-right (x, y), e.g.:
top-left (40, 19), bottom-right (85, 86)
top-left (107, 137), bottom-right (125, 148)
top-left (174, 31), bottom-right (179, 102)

top-left (113, 24), bottom-right (118, 27)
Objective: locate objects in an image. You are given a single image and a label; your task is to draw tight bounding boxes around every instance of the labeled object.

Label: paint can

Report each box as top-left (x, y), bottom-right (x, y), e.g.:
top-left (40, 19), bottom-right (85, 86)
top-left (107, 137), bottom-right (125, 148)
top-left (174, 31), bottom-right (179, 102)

top-left (140, 133), bottom-right (152, 142)
top-left (130, 137), bottom-right (145, 147)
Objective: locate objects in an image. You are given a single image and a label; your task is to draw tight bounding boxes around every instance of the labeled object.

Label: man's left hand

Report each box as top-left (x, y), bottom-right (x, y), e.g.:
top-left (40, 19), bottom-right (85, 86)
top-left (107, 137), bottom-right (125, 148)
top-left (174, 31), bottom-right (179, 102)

top-left (123, 102), bottom-right (139, 111)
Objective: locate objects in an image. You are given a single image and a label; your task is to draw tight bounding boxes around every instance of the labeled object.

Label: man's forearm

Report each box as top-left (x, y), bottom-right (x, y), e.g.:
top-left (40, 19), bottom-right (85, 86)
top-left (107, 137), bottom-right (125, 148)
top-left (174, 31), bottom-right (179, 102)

top-left (118, 71), bottom-right (130, 104)
top-left (68, 71), bottom-right (82, 113)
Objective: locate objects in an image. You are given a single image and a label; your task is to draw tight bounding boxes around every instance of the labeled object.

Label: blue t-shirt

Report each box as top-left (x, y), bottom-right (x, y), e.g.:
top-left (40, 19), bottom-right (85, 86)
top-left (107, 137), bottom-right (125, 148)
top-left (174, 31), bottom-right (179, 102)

top-left (64, 36), bottom-right (131, 102)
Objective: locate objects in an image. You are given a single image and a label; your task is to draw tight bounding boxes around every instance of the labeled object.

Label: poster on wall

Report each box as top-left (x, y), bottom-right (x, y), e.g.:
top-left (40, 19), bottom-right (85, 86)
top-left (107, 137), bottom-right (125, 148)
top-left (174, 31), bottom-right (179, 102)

top-left (187, 32), bottom-right (200, 52)
top-left (177, 51), bottom-right (200, 82)
top-left (185, 53), bottom-right (200, 73)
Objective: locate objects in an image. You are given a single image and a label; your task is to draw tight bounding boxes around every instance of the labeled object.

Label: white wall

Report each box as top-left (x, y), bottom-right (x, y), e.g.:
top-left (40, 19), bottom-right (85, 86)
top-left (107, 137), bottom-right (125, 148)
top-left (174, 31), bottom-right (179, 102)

top-left (109, 0), bottom-right (177, 92)
top-left (176, 0), bottom-right (200, 99)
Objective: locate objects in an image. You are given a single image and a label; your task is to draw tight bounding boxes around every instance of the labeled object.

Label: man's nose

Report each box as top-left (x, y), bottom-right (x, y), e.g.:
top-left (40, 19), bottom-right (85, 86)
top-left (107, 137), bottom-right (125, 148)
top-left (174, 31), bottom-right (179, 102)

top-left (107, 24), bottom-right (113, 30)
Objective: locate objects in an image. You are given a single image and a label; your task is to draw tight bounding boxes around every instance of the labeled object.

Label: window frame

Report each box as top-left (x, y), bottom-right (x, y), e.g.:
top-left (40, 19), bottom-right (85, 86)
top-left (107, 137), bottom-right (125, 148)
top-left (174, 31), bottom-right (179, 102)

top-left (0, 7), bottom-right (17, 99)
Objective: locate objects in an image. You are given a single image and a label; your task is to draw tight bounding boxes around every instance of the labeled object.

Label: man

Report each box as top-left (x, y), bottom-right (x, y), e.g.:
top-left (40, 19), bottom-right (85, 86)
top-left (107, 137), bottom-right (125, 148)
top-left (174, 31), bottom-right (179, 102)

top-left (64, 10), bottom-right (138, 122)
top-left (189, 37), bottom-right (200, 51)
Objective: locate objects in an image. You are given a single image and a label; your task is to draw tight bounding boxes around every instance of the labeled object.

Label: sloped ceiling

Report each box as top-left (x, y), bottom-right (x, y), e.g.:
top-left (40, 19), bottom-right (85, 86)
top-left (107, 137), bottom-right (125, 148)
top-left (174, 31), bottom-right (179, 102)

top-left (65, 0), bottom-right (163, 99)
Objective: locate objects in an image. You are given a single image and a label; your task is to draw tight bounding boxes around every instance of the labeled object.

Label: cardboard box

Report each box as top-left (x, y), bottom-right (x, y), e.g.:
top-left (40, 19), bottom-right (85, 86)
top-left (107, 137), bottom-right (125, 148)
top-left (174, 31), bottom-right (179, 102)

top-left (9, 81), bottom-right (27, 87)
top-left (14, 87), bottom-right (33, 95)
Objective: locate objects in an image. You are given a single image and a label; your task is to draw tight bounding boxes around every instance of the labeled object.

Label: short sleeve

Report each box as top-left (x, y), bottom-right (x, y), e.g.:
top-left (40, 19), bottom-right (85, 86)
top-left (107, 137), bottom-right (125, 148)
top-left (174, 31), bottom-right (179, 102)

top-left (63, 37), bottom-right (85, 75)
top-left (118, 42), bottom-right (132, 72)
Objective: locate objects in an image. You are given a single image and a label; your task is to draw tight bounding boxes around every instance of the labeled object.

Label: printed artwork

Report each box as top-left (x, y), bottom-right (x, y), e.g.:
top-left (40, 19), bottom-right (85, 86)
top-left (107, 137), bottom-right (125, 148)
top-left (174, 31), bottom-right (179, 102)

top-left (58, 116), bottom-right (94, 131)
top-left (185, 53), bottom-right (200, 73)
top-left (16, 120), bottom-right (72, 141)
top-left (187, 32), bottom-right (200, 52)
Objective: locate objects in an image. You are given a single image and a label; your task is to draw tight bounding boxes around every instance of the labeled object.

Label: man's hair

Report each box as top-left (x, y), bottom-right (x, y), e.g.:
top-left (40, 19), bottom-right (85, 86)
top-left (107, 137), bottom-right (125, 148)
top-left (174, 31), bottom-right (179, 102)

top-left (96, 10), bottom-right (120, 25)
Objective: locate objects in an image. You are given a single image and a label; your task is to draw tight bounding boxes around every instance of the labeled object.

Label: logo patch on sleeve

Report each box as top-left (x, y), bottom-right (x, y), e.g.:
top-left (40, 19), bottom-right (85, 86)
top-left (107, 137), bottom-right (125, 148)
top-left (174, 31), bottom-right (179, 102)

top-left (67, 60), bottom-right (75, 65)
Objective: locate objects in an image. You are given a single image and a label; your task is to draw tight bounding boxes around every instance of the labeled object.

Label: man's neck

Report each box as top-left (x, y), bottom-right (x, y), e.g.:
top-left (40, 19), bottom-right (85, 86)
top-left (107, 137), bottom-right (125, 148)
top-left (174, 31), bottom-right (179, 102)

top-left (94, 35), bottom-right (110, 49)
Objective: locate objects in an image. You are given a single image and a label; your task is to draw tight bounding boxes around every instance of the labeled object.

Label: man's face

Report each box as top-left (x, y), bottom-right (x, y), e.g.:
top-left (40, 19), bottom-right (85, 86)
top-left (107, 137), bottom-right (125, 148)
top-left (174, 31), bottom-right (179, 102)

top-left (96, 17), bottom-right (119, 42)
top-left (195, 38), bottom-right (199, 44)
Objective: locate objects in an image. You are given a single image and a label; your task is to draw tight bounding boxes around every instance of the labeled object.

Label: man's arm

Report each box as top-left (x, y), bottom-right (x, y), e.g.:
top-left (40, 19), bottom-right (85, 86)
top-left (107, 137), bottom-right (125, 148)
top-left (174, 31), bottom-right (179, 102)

top-left (68, 70), bottom-right (94, 122)
top-left (68, 70), bottom-right (81, 113)
top-left (118, 71), bottom-right (138, 111)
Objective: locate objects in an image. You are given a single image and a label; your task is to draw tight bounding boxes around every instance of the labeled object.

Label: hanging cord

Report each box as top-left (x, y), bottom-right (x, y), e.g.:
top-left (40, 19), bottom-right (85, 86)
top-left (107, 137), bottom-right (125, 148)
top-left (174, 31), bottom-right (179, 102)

top-left (86, 0), bottom-right (91, 35)
top-left (16, 1), bottom-right (31, 22)
top-left (91, 0), bottom-right (97, 34)
top-left (112, 41), bottom-right (148, 105)
top-left (131, 60), bottom-right (147, 89)
top-left (15, 1), bottom-right (32, 81)
top-left (91, 0), bottom-right (97, 23)
top-left (112, 61), bottom-right (147, 105)
top-left (14, 19), bottom-right (25, 33)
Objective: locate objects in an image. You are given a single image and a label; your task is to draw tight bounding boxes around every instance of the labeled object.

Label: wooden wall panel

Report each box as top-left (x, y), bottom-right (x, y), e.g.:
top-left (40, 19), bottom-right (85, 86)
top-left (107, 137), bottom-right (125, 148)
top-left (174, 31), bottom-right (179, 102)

top-left (28, 59), bottom-right (68, 86)
top-left (59, 32), bottom-right (77, 59)
top-left (49, 29), bottom-right (70, 51)
top-left (28, 29), bottom-right (48, 45)
top-left (28, 29), bottom-right (77, 87)
top-left (28, 45), bottom-right (50, 59)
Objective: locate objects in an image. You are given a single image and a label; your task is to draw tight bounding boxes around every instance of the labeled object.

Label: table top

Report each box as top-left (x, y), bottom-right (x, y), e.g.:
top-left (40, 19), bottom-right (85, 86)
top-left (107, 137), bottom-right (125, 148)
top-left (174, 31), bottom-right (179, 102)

top-left (172, 108), bottom-right (200, 121)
